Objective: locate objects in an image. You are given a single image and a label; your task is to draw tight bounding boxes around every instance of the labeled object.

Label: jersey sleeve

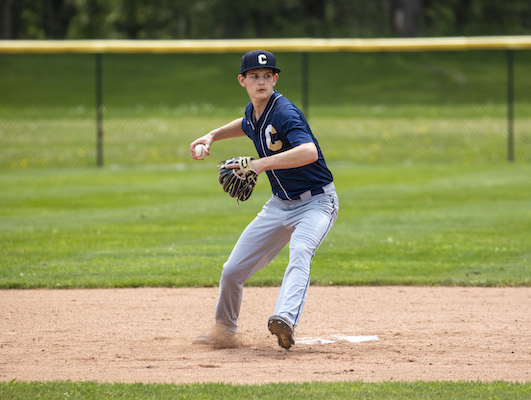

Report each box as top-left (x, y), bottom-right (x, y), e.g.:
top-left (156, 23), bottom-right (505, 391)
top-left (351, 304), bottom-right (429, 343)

top-left (277, 106), bottom-right (314, 147)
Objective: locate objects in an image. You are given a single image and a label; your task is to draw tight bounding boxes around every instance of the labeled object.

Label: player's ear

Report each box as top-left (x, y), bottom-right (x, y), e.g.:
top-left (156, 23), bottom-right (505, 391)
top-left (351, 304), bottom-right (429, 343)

top-left (273, 73), bottom-right (279, 86)
top-left (238, 74), bottom-right (246, 87)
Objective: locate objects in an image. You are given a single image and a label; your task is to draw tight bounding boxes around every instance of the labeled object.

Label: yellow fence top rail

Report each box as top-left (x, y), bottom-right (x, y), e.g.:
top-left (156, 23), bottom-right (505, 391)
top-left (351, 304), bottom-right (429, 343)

top-left (1, 36), bottom-right (531, 54)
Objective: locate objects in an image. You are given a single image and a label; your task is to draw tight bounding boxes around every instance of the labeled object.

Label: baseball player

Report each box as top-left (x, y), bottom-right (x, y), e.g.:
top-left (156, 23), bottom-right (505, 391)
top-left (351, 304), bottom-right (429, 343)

top-left (190, 50), bottom-right (338, 350)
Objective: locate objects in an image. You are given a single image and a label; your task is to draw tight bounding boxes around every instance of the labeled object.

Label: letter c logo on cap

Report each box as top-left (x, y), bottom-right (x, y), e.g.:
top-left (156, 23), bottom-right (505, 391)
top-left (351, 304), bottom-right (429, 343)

top-left (258, 54), bottom-right (267, 65)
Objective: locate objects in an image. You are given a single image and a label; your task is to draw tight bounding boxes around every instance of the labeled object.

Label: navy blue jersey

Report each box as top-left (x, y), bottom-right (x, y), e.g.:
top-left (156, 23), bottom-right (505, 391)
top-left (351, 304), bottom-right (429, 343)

top-left (241, 91), bottom-right (333, 200)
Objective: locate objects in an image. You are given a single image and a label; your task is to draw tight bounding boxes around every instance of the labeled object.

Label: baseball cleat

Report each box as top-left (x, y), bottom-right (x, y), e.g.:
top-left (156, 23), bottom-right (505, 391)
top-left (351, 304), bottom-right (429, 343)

top-left (268, 315), bottom-right (295, 350)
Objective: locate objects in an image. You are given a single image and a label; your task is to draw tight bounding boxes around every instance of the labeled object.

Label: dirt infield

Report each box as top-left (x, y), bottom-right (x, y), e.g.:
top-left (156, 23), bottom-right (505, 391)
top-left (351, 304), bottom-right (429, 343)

top-left (0, 287), bottom-right (529, 384)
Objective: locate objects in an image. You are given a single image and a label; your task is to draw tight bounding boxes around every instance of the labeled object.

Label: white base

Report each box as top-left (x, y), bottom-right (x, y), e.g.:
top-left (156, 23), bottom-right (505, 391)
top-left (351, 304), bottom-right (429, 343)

top-left (296, 335), bottom-right (378, 345)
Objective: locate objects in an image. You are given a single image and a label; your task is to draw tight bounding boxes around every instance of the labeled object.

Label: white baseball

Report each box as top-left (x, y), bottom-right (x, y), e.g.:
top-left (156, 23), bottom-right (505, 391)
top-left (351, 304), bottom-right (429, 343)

top-left (194, 144), bottom-right (206, 160)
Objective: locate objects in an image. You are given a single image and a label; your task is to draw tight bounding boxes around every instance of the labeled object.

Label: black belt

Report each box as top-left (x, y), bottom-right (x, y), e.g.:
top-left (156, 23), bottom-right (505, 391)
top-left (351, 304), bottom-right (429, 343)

top-left (291, 187), bottom-right (324, 200)
top-left (276, 182), bottom-right (334, 201)
top-left (310, 187), bottom-right (325, 196)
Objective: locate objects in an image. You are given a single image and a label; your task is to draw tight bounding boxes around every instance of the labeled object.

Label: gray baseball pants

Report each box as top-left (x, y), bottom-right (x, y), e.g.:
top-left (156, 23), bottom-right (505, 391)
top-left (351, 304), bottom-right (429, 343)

top-left (215, 183), bottom-right (338, 332)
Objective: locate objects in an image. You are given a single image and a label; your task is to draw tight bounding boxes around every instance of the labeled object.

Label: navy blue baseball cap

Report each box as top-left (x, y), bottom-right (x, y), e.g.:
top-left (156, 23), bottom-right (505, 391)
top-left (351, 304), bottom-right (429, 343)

top-left (240, 50), bottom-right (281, 74)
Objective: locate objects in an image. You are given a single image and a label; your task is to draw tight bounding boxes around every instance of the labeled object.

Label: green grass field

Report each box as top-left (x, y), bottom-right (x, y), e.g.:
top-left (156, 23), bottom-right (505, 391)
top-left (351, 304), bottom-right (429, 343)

top-left (1, 51), bottom-right (530, 398)
top-left (1, 51), bottom-right (531, 168)
top-left (1, 162), bottom-right (529, 289)
top-left (1, 380), bottom-right (529, 400)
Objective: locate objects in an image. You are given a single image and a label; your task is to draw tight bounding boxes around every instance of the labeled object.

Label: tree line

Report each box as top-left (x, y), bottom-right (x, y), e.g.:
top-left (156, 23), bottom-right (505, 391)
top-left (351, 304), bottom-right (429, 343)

top-left (1, 0), bottom-right (530, 40)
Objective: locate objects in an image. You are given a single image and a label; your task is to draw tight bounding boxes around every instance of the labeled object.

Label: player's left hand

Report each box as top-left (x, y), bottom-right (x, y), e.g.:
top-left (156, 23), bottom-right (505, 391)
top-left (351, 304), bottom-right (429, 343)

top-left (218, 157), bottom-right (258, 202)
top-left (225, 157), bottom-right (261, 175)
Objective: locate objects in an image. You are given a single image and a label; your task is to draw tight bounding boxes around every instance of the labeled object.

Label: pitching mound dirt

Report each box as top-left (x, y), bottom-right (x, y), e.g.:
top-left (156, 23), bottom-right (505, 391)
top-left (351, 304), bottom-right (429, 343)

top-left (0, 286), bottom-right (529, 384)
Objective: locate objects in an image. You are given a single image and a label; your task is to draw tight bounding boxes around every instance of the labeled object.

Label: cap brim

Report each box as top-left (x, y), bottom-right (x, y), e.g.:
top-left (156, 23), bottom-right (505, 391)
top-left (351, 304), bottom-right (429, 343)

top-left (240, 66), bottom-right (281, 74)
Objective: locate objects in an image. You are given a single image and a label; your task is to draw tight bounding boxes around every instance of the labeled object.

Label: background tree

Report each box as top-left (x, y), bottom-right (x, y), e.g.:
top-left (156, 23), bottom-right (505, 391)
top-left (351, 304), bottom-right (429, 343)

top-left (1, 0), bottom-right (530, 40)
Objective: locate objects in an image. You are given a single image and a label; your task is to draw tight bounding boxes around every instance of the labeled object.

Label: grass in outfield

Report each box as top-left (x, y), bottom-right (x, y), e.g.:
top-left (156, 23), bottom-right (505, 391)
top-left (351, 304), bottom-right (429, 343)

top-left (1, 51), bottom-right (530, 168)
top-left (0, 163), bottom-right (529, 288)
top-left (0, 380), bottom-right (529, 399)
top-left (4, 113), bottom-right (530, 169)
top-left (2, 51), bottom-right (530, 111)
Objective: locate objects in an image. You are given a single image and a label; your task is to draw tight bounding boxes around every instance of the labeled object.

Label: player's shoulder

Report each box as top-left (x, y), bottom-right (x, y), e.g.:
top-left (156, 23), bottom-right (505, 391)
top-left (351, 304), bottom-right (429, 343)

top-left (272, 92), bottom-right (291, 107)
top-left (271, 93), bottom-right (304, 124)
top-left (272, 93), bottom-right (300, 115)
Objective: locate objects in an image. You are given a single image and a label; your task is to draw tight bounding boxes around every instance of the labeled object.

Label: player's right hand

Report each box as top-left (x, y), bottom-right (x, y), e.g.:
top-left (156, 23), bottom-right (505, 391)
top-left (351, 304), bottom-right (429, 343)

top-left (189, 137), bottom-right (211, 160)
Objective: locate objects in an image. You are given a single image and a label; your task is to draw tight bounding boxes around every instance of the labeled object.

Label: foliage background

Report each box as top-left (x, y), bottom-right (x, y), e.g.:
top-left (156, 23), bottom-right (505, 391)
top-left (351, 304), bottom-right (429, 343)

top-left (1, 0), bottom-right (530, 40)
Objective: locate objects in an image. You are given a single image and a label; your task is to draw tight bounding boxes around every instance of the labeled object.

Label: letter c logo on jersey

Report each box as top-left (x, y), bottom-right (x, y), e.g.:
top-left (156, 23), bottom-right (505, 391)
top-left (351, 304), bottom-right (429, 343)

top-left (258, 54), bottom-right (267, 65)
top-left (265, 124), bottom-right (283, 152)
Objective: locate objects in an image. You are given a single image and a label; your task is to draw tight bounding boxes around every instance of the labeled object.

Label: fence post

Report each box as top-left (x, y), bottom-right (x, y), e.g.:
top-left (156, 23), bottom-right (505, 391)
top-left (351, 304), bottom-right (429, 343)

top-left (506, 50), bottom-right (514, 162)
top-left (302, 52), bottom-right (309, 120)
top-left (95, 53), bottom-right (104, 167)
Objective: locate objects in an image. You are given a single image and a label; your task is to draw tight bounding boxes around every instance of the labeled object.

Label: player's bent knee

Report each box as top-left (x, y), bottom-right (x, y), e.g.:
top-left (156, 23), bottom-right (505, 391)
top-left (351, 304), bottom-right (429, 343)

top-left (289, 240), bottom-right (317, 256)
top-left (220, 263), bottom-right (248, 285)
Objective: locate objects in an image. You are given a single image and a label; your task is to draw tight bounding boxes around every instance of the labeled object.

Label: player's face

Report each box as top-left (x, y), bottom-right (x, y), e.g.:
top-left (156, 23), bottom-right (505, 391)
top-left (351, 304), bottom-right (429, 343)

top-left (238, 68), bottom-right (278, 101)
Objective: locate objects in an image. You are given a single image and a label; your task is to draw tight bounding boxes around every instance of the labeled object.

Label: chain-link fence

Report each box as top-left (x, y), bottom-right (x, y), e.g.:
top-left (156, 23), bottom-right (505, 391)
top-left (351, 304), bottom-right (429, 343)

top-left (0, 49), bottom-right (529, 169)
